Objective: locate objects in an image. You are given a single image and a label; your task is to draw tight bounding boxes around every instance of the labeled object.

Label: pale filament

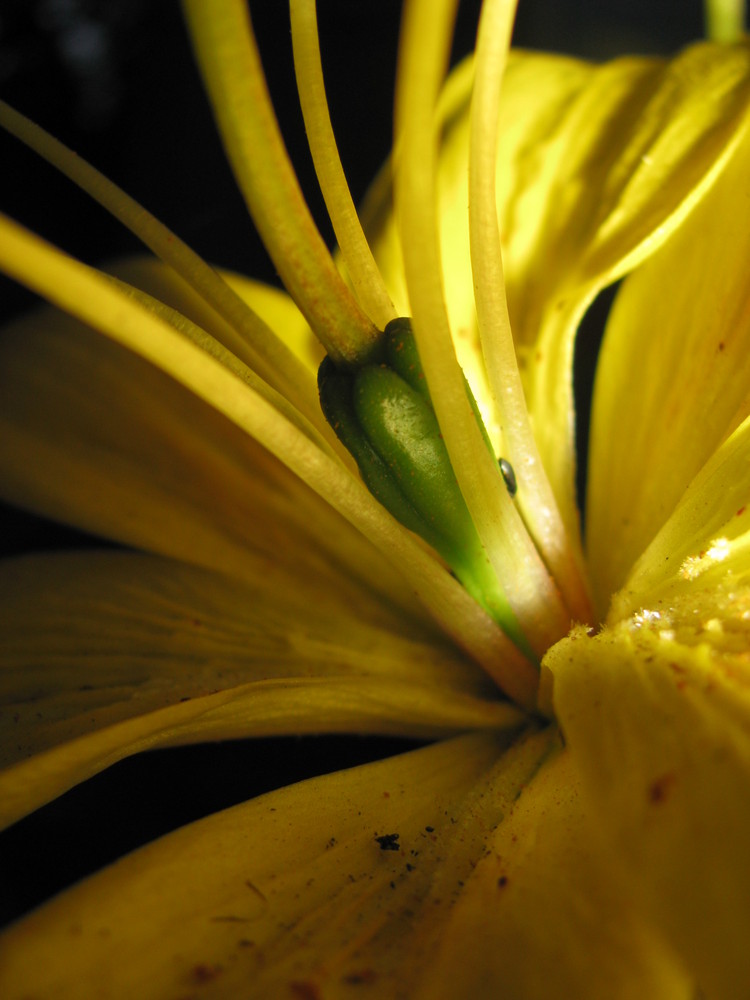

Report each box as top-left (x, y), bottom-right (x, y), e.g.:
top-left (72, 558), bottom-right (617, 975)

top-left (395, 0), bottom-right (571, 658)
top-left (182, 0), bottom-right (380, 366)
top-left (290, 0), bottom-right (398, 332)
top-left (468, 0), bottom-right (594, 624)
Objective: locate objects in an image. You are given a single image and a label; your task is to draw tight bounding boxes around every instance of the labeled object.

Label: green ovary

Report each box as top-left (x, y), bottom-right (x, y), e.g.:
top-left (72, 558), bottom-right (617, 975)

top-left (319, 319), bottom-right (529, 655)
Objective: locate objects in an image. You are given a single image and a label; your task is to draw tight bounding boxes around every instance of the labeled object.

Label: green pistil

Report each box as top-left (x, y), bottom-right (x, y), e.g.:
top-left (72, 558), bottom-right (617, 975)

top-left (319, 318), bottom-right (531, 656)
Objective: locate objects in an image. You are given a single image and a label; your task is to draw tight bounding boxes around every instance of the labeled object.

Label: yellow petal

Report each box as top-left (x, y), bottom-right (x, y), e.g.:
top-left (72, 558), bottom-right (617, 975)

top-left (0, 728), bottom-right (690, 998)
top-left (413, 749), bottom-right (690, 1000)
top-left (111, 256), bottom-right (323, 375)
top-left (611, 413), bottom-right (750, 623)
top-left (366, 44), bottom-right (750, 536)
top-left (549, 622), bottom-right (750, 998)
top-left (588, 131), bottom-right (750, 606)
top-left (0, 551), bottom-right (516, 827)
top-left (0, 305), bottom-right (404, 610)
top-left (0, 217), bottom-right (534, 699)
top-left (362, 53), bottom-right (593, 445)
top-left (0, 732), bottom-right (535, 998)
top-left (505, 42), bottom-right (750, 538)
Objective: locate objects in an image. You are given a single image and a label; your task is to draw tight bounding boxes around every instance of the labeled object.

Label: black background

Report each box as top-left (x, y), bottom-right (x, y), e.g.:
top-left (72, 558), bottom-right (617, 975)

top-left (0, 0), bottom-right (709, 925)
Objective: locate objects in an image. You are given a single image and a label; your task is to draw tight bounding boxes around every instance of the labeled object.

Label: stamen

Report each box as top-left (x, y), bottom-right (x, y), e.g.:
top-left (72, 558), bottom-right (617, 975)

top-left (0, 212), bottom-right (539, 708)
top-left (468, 0), bottom-right (593, 624)
top-left (0, 100), bottom-right (324, 433)
top-left (182, 0), bottom-right (381, 366)
top-left (289, 0), bottom-right (397, 331)
top-left (394, 0), bottom-right (570, 657)
top-left (705, 0), bottom-right (746, 40)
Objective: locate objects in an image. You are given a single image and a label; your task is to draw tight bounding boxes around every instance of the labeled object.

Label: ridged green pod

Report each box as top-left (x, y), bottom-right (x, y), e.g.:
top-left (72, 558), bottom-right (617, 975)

top-left (318, 356), bottom-right (440, 546)
top-left (318, 319), bottom-right (527, 650)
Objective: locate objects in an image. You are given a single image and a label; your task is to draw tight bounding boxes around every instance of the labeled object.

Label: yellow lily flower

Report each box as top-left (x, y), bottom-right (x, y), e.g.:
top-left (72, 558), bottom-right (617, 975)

top-left (1, 0), bottom-right (750, 996)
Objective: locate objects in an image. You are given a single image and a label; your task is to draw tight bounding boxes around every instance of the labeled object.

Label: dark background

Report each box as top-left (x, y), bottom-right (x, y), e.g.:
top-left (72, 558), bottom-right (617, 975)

top-left (0, 0), bottom-right (709, 925)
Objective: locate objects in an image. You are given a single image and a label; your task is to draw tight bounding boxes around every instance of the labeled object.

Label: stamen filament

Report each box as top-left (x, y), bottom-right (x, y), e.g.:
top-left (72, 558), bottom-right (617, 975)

top-left (395, 0), bottom-right (571, 658)
top-left (0, 212), bottom-right (540, 709)
top-left (469, 0), bottom-right (593, 624)
top-left (289, 0), bottom-right (397, 331)
top-left (705, 0), bottom-right (746, 40)
top-left (0, 99), bottom-right (324, 433)
top-left (182, 0), bottom-right (381, 366)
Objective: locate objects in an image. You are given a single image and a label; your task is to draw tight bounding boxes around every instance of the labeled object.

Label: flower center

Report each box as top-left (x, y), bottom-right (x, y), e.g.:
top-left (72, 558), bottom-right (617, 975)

top-left (183, 0), bottom-right (595, 705)
top-left (319, 317), bottom-right (532, 655)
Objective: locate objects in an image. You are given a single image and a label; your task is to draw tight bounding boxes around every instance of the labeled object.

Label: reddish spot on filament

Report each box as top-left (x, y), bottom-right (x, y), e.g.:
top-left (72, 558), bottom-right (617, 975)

top-left (290, 982), bottom-right (322, 1000)
top-left (344, 969), bottom-right (378, 984)
top-left (192, 963), bottom-right (223, 983)
top-left (648, 773), bottom-right (676, 804)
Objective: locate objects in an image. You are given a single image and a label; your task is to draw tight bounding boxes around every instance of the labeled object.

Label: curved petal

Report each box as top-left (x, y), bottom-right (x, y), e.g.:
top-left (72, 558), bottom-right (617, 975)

top-left (0, 728), bottom-right (689, 998)
top-left (412, 749), bottom-right (690, 1000)
top-left (0, 306), bottom-right (409, 614)
top-left (362, 53), bottom-right (595, 450)
top-left (588, 132), bottom-right (750, 606)
top-left (509, 43), bottom-right (750, 298)
top-left (502, 42), bottom-right (750, 547)
top-left (366, 44), bottom-right (750, 533)
top-left (549, 622), bottom-right (750, 999)
top-left (611, 413), bottom-right (750, 623)
top-left (111, 256), bottom-right (323, 376)
top-left (0, 550), bottom-right (516, 827)
top-left (0, 219), bottom-right (537, 702)
top-left (0, 733), bottom-right (527, 998)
